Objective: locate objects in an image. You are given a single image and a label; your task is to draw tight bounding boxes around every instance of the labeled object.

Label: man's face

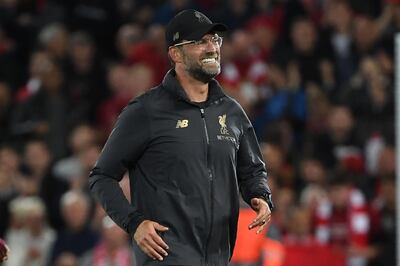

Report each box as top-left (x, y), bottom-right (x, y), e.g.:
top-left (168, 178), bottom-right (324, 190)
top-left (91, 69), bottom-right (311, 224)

top-left (178, 34), bottom-right (221, 83)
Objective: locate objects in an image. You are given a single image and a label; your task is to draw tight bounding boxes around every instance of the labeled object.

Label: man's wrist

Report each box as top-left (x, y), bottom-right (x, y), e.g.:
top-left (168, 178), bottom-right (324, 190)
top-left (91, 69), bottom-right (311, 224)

top-left (259, 193), bottom-right (274, 211)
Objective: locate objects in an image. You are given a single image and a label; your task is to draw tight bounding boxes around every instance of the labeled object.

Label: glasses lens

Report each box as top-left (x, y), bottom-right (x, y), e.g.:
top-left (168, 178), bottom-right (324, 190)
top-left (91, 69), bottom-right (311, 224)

top-left (215, 36), bottom-right (223, 47)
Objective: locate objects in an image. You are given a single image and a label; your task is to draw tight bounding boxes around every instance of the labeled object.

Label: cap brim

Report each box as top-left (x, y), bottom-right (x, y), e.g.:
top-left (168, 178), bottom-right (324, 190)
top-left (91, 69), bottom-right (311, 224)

top-left (185, 23), bottom-right (228, 41)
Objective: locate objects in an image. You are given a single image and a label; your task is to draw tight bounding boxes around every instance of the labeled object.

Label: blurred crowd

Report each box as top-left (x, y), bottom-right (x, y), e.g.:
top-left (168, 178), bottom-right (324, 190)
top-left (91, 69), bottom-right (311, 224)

top-left (0, 0), bottom-right (397, 266)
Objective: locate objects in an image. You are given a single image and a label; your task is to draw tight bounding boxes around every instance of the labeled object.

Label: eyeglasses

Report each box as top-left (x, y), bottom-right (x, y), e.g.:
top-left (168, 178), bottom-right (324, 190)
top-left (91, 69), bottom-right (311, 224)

top-left (172, 35), bottom-right (223, 48)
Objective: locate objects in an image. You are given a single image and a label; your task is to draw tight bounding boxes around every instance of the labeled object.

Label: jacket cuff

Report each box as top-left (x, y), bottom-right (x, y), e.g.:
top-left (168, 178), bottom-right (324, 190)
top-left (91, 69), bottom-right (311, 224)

top-left (249, 192), bottom-right (274, 211)
top-left (259, 192), bottom-right (274, 211)
top-left (126, 213), bottom-right (146, 237)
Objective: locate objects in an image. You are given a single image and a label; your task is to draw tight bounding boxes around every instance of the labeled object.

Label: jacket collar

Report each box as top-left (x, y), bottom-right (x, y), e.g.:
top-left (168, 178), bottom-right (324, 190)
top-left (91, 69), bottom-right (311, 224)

top-left (162, 69), bottom-right (226, 104)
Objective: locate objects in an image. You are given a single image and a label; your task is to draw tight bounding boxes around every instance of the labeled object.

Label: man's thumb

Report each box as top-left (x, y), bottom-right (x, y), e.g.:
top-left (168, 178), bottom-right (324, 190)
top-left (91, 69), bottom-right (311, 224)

top-left (154, 223), bottom-right (169, 232)
top-left (251, 198), bottom-right (260, 207)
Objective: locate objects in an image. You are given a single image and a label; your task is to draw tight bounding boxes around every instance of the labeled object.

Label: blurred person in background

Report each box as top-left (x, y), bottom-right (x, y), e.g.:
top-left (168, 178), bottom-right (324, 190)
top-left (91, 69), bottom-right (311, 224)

top-left (260, 142), bottom-right (295, 188)
top-left (125, 24), bottom-right (168, 84)
top-left (69, 144), bottom-right (101, 191)
top-left (14, 50), bottom-right (52, 103)
top-left (368, 174), bottom-right (395, 266)
top-left (253, 58), bottom-right (307, 146)
top-left (116, 23), bottom-right (144, 62)
top-left (11, 62), bottom-right (70, 159)
top-left (90, 9), bottom-right (273, 265)
top-left (313, 173), bottom-right (371, 266)
top-left (298, 157), bottom-right (329, 210)
top-left (53, 123), bottom-right (98, 183)
top-left (80, 216), bottom-right (134, 266)
top-left (343, 56), bottom-right (394, 145)
top-left (37, 23), bottom-right (69, 66)
top-left (321, 0), bottom-right (355, 91)
top-left (310, 105), bottom-right (363, 171)
top-left (49, 190), bottom-right (99, 266)
top-left (0, 146), bottom-right (19, 237)
top-left (352, 15), bottom-right (379, 60)
top-left (305, 84), bottom-right (331, 135)
top-left (269, 186), bottom-right (295, 238)
top-left (0, 0), bottom-right (397, 266)
top-left (97, 63), bottom-right (154, 137)
top-left (4, 196), bottom-right (55, 266)
top-left (65, 31), bottom-right (108, 125)
top-left (15, 139), bottom-right (68, 230)
top-left (273, 205), bottom-right (345, 266)
top-left (288, 16), bottom-right (326, 87)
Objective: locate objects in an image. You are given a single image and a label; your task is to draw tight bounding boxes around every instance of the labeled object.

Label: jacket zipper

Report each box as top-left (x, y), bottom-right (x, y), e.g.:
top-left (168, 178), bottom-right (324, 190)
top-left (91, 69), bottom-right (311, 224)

top-left (200, 108), bottom-right (213, 265)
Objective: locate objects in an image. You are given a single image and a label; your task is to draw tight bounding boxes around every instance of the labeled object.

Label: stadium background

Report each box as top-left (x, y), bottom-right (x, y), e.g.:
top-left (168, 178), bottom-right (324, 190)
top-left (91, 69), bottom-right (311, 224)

top-left (0, 0), bottom-right (396, 265)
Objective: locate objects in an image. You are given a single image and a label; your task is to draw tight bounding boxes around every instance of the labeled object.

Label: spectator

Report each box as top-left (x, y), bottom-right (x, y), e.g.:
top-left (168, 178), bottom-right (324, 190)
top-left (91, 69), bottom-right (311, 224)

top-left (80, 216), bottom-right (134, 266)
top-left (311, 105), bottom-right (363, 171)
top-left (125, 24), bottom-right (168, 84)
top-left (16, 139), bottom-right (68, 230)
top-left (4, 196), bottom-right (55, 266)
top-left (49, 190), bottom-right (99, 265)
top-left (0, 2), bottom-right (396, 265)
top-left (313, 173), bottom-right (370, 266)
top-left (116, 24), bottom-right (144, 61)
top-left (65, 31), bottom-right (108, 124)
top-left (369, 174), bottom-right (396, 266)
top-left (322, 0), bottom-right (356, 89)
top-left (53, 124), bottom-right (98, 183)
top-left (0, 146), bottom-right (20, 237)
top-left (11, 62), bottom-right (70, 159)
top-left (37, 23), bottom-right (69, 65)
top-left (288, 17), bottom-right (327, 87)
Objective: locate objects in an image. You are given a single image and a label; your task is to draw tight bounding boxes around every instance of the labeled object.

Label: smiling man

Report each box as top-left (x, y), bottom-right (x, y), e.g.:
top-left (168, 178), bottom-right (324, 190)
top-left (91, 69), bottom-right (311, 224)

top-left (89, 9), bottom-right (273, 266)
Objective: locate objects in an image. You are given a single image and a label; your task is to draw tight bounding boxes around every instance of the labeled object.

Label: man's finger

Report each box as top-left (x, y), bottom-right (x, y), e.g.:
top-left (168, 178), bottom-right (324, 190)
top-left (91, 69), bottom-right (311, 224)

top-left (153, 232), bottom-right (169, 250)
top-left (250, 198), bottom-right (261, 210)
top-left (147, 236), bottom-right (168, 257)
top-left (154, 223), bottom-right (169, 232)
top-left (143, 242), bottom-right (164, 261)
top-left (248, 211), bottom-right (267, 229)
top-left (248, 217), bottom-right (265, 229)
top-left (257, 222), bottom-right (266, 234)
top-left (141, 245), bottom-right (156, 260)
top-left (249, 214), bottom-right (271, 229)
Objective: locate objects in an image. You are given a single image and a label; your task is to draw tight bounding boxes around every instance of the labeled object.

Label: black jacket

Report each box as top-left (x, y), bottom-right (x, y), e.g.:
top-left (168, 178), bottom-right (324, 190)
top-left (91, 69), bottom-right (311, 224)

top-left (89, 70), bottom-right (273, 266)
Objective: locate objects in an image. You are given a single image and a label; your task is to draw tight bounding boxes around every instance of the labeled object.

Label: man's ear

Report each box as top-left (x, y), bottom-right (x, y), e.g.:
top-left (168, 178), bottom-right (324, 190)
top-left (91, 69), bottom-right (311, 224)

top-left (168, 47), bottom-right (182, 64)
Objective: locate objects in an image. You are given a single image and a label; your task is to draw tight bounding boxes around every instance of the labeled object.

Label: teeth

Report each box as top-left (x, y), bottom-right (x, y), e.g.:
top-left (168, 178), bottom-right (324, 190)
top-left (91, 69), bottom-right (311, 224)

top-left (202, 58), bottom-right (217, 63)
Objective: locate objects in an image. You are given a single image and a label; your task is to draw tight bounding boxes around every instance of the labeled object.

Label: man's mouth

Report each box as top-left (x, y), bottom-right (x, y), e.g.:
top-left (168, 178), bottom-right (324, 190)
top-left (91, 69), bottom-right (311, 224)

top-left (201, 57), bottom-right (218, 64)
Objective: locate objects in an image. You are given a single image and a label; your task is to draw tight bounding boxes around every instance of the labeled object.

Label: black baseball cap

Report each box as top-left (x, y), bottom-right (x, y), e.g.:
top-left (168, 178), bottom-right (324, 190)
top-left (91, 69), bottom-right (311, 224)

top-left (165, 9), bottom-right (228, 47)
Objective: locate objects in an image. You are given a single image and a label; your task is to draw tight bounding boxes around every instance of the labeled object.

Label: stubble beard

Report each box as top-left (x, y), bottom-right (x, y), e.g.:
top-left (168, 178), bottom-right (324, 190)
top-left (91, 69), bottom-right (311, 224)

top-left (183, 52), bottom-right (221, 84)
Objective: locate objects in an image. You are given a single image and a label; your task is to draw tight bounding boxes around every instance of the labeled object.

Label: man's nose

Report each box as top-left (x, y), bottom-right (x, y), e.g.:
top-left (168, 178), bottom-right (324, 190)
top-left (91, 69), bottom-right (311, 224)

top-left (205, 40), bottom-right (218, 52)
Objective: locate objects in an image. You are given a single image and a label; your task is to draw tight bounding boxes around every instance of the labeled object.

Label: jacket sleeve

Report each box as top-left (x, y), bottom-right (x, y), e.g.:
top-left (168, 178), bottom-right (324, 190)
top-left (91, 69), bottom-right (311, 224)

top-left (237, 117), bottom-right (273, 210)
top-left (88, 99), bottom-right (150, 236)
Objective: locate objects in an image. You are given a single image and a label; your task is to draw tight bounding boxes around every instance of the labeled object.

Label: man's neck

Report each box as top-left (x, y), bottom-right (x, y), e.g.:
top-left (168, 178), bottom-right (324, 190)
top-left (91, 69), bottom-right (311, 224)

top-left (176, 68), bottom-right (209, 103)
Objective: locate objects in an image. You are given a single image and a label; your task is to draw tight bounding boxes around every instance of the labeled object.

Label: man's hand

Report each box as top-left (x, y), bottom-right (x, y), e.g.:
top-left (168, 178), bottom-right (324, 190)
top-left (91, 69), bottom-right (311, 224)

top-left (248, 198), bottom-right (271, 234)
top-left (0, 238), bottom-right (9, 262)
top-left (134, 220), bottom-right (169, 261)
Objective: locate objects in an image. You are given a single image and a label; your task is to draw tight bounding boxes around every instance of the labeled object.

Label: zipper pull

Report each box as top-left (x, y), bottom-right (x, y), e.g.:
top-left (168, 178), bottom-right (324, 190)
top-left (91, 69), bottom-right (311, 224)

top-left (200, 108), bottom-right (205, 118)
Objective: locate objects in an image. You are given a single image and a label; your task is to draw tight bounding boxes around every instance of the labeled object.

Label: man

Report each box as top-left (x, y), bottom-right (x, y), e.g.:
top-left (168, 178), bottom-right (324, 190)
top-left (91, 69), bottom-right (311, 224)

top-left (89, 9), bottom-right (273, 266)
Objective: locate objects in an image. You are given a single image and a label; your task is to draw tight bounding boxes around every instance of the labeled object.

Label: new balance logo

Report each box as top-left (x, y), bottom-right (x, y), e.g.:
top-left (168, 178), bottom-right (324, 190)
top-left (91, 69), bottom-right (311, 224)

top-left (176, 119), bottom-right (189, 128)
